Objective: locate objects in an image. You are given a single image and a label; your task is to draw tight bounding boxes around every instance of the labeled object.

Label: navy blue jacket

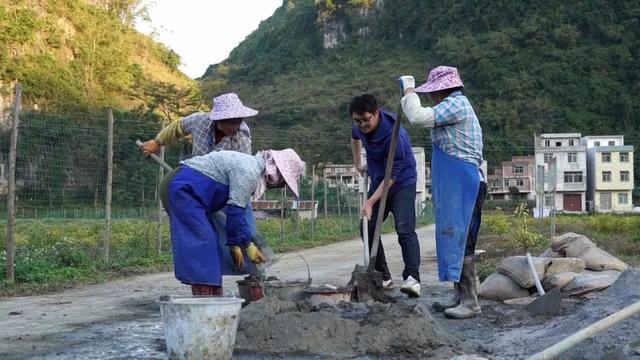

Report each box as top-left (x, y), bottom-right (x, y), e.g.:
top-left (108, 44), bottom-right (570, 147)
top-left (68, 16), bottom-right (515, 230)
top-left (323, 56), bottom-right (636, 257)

top-left (352, 109), bottom-right (417, 195)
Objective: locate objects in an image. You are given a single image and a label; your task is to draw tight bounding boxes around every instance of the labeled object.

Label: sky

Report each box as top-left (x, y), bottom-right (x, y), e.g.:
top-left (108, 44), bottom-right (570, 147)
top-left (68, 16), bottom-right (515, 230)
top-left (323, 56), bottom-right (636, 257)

top-left (136, 0), bottom-right (283, 79)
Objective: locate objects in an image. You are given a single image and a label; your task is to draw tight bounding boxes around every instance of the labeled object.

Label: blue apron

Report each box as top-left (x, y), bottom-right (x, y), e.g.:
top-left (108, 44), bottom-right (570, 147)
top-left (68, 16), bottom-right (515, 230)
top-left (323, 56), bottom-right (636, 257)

top-left (432, 145), bottom-right (480, 282)
top-left (167, 167), bottom-right (255, 286)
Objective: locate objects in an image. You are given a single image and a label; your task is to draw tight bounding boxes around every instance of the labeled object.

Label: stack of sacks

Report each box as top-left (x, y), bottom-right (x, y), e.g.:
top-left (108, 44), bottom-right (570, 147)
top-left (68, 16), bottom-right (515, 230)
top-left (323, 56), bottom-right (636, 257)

top-left (478, 232), bottom-right (629, 301)
top-left (478, 256), bottom-right (585, 301)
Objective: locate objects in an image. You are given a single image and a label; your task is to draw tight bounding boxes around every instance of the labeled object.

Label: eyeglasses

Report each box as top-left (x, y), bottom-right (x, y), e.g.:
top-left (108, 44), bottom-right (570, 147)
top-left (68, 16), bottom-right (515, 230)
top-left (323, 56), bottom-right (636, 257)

top-left (352, 113), bottom-right (374, 126)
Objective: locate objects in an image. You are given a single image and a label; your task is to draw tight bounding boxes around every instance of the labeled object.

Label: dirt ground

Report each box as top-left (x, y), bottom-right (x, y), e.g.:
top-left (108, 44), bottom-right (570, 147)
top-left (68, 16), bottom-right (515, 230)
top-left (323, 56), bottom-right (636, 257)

top-left (1, 224), bottom-right (639, 359)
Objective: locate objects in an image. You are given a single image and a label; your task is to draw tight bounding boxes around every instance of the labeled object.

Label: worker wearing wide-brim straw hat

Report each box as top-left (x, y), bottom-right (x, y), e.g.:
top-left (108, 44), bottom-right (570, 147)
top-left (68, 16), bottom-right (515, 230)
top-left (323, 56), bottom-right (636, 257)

top-left (162, 148), bottom-right (306, 296)
top-left (399, 66), bottom-right (486, 319)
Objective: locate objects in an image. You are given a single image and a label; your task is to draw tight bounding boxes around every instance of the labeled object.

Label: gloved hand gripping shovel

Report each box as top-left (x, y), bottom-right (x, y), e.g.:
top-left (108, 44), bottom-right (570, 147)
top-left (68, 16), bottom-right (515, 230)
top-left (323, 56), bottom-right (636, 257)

top-left (348, 105), bottom-right (403, 303)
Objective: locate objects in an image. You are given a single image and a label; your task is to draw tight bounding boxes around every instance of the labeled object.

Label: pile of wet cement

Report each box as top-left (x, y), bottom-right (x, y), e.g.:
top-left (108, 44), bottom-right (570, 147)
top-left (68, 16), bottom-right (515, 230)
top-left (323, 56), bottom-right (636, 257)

top-left (235, 296), bottom-right (465, 359)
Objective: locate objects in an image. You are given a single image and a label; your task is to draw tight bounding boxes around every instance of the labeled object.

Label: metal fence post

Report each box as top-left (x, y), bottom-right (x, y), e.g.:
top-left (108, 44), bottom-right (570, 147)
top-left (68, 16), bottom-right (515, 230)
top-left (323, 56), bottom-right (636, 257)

top-left (311, 165), bottom-right (316, 241)
top-left (5, 84), bottom-right (21, 282)
top-left (102, 107), bottom-right (114, 262)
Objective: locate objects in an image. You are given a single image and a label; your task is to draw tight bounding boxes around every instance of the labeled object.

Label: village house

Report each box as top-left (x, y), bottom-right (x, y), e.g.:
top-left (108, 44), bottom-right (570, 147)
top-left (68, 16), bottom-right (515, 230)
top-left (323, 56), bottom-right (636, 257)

top-left (487, 156), bottom-right (536, 200)
top-left (534, 133), bottom-right (587, 212)
top-left (581, 135), bottom-right (635, 213)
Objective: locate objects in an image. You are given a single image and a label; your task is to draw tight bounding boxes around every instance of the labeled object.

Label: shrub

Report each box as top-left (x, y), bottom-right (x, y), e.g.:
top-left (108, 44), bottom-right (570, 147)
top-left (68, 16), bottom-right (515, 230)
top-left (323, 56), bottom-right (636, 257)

top-left (482, 211), bottom-right (511, 235)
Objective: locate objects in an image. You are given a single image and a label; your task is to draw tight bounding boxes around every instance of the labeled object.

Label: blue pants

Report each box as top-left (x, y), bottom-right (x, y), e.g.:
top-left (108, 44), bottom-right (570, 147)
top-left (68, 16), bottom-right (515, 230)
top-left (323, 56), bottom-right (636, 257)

top-left (362, 183), bottom-right (421, 282)
top-left (167, 167), bottom-right (229, 286)
top-left (465, 182), bottom-right (487, 256)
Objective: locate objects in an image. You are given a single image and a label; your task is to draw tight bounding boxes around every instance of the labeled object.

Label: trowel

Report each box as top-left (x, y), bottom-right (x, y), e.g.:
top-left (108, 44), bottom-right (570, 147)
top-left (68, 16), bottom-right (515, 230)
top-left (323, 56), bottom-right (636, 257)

top-left (525, 252), bottom-right (561, 316)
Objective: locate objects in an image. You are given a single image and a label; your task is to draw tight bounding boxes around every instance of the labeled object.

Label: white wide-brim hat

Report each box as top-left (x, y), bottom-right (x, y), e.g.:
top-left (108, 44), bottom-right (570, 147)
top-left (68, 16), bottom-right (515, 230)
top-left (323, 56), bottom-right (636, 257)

top-left (208, 93), bottom-right (259, 121)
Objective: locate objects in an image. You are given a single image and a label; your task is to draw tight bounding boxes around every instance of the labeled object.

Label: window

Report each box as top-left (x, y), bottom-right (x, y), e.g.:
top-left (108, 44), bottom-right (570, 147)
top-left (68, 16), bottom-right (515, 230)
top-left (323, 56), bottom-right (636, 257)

top-left (618, 193), bottom-right (628, 204)
top-left (594, 141), bottom-right (601, 146)
top-left (567, 152), bottom-right (577, 163)
top-left (544, 139), bottom-right (550, 147)
top-left (608, 141), bottom-right (615, 146)
top-left (556, 141), bottom-right (562, 147)
top-left (564, 171), bottom-right (583, 183)
top-left (491, 181), bottom-right (499, 188)
top-left (514, 166), bottom-right (524, 174)
top-left (517, 179), bottom-right (524, 187)
top-left (621, 171), bottom-right (630, 182)
top-left (620, 152), bottom-right (629, 162)
top-left (504, 179), bottom-right (510, 187)
top-left (569, 139), bottom-right (575, 146)
top-left (544, 153), bottom-right (554, 163)
top-left (602, 153), bottom-right (611, 162)
top-left (544, 194), bottom-right (553, 207)
top-left (602, 171), bottom-right (612, 182)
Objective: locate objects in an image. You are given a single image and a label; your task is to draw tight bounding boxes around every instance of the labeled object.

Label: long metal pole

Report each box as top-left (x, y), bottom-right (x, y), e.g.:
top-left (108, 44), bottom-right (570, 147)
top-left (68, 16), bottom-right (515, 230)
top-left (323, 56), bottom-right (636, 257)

top-left (5, 84), bottom-right (21, 282)
top-left (156, 123), bottom-right (166, 253)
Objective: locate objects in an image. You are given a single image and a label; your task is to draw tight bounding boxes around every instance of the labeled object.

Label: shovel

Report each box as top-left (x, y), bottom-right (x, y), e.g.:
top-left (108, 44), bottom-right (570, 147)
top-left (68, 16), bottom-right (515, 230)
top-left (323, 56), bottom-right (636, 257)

top-left (525, 252), bottom-right (561, 316)
top-left (349, 104), bottom-right (404, 303)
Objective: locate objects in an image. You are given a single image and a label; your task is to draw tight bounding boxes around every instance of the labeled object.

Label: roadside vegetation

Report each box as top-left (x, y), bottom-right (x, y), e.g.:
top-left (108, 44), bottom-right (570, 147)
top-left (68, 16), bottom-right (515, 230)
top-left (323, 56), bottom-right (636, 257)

top-left (477, 204), bottom-right (640, 280)
top-left (0, 214), bottom-right (433, 297)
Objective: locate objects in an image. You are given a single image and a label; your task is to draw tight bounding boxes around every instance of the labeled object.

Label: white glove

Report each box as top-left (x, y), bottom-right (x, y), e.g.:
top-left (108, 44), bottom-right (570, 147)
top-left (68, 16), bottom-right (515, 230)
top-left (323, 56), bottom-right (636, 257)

top-left (398, 75), bottom-right (415, 92)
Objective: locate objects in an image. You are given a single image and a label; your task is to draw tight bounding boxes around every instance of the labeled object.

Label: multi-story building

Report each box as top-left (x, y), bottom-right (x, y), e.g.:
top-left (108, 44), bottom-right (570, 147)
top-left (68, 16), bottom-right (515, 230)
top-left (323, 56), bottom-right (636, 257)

top-left (534, 133), bottom-right (587, 212)
top-left (487, 156), bottom-right (536, 200)
top-left (581, 135), bottom-right (634, 213)
top-left (323, 164), bottom-right (360, 190)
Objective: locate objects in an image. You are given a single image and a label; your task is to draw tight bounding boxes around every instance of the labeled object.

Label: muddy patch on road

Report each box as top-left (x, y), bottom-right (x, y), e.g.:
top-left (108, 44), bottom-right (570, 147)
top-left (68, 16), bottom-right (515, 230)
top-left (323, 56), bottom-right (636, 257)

top-left (435, 269), bottom-right (640, 359)
top-left (236, 296), bottom-right (466, 359)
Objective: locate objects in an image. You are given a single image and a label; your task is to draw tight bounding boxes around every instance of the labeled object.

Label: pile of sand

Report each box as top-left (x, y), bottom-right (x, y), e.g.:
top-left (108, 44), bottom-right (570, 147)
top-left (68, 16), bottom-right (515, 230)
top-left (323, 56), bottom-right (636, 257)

top-left (235, 297), bottom-right (465, 359)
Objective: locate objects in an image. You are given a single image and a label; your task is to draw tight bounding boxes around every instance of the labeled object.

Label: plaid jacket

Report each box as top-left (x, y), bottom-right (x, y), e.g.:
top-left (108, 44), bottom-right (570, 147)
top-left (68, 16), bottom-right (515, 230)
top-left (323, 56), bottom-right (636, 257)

top-left (181, 112), bottom-right (252, 157)
top-left (431, 91), bottom-right (483, 168)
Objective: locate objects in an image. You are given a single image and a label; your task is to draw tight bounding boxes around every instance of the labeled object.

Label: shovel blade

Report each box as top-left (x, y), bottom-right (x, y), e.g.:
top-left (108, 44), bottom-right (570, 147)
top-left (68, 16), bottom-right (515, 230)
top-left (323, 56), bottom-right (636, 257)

top-left (526, 287), bottom-right (562, 316)
top-left (347, 266), bottom-right (393, 303)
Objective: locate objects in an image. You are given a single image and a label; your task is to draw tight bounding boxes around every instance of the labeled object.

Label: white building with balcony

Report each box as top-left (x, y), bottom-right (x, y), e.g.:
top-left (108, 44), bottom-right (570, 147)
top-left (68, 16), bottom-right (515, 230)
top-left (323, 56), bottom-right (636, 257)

top-left (581, 135), bottom-right (634, 213)
top-left (534, 133), bottom-right (587, 212)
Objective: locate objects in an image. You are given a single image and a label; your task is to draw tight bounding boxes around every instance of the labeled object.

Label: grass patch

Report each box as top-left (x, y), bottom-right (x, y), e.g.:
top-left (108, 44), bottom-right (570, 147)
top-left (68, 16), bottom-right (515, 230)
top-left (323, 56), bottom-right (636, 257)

top-left (0, 214), bottom-right (433, 297)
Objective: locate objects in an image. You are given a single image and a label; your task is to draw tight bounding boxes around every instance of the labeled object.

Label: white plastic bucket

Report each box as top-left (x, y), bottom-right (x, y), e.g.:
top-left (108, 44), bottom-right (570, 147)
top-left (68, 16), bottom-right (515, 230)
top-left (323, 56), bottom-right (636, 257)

top-left (159, 296), bottom-right (245, 360)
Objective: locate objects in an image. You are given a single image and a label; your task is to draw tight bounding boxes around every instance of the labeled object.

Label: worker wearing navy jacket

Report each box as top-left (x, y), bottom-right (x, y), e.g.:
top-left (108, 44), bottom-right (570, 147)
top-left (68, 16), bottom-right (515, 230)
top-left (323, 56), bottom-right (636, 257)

top-left (350, 94), bottom-right (421, 298)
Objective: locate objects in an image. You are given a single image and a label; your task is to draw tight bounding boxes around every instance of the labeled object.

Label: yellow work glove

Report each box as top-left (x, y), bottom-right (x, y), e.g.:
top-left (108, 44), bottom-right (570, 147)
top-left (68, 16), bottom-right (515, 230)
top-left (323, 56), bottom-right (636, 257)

top-left (245, 243), bottom-right (267, 265)
top-left (141, 139), bottom-right (161, 156)
top-left (229, 245), bottom-right (244, 270)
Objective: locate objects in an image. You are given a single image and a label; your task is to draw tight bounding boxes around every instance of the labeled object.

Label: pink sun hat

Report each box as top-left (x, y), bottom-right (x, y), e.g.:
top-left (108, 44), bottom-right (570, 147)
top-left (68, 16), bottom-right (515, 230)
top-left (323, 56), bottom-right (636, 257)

top-left (271, 149), bottom-right (306, 197)
top-left (254, 149), bottom-right (306, 199)
top-left (415, 65), bottom-right (464, 93)
top-left (208, 93), bottom-right (259, 121)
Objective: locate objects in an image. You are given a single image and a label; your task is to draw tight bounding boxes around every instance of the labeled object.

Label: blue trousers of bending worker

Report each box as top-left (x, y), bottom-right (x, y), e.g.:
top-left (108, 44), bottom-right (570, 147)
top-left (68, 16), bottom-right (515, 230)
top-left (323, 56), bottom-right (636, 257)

top-left (163, 167), bottom-right (255, 293)
top-left (362, 183), bottom-right (421, 283)
top-left (160, 166), bottom-right (258, 275)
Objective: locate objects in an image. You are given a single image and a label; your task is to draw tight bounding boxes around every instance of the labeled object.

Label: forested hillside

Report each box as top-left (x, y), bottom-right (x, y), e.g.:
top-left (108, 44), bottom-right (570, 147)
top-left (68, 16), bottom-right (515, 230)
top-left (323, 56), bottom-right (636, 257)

top-left (0, 0), bottom-right (198, 114)
top-left (202, 0), bottom-right (640, 196)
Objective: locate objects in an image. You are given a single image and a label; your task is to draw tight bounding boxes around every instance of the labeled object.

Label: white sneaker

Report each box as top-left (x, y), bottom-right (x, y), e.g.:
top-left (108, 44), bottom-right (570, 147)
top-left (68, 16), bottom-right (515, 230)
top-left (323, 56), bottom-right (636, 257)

top-left (382, 279), bottom-right (394, 290)
top-left (400, 276), bottom-right (421, 298)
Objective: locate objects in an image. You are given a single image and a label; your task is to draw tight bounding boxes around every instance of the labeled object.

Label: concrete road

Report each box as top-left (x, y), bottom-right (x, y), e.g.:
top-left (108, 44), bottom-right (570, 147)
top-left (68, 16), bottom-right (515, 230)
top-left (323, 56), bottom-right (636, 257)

top-left (0, 225), bottom-right (440, 359)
